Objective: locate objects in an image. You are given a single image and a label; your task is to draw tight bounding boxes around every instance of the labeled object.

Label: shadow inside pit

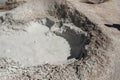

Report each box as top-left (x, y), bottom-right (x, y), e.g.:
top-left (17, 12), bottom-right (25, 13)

top-left (40, 18), bottom-right (89, 60)
top-left (54, 25), bottom-right (89, 60)
top-left (105, 24), bottom-right (120, 31)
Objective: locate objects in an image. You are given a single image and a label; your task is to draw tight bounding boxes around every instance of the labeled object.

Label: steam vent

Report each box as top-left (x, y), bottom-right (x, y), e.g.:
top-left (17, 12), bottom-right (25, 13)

top-left (0, 0), bottom-right (120, 80)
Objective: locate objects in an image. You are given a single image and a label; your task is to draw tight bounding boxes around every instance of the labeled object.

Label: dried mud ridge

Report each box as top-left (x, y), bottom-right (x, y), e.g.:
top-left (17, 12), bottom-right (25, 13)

top-left (0, 1), bottom-right (111, 80)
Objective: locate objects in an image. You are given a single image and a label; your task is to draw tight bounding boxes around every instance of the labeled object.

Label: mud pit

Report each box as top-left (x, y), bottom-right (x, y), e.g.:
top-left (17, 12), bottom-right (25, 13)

top-left (0, 17), bottom-right (89, 66)
top-left (0, 0), bottom-right (111, 80)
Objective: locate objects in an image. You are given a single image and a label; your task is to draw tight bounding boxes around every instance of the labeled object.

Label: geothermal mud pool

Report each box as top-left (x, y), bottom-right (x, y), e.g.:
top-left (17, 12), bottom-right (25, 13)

top-left (0, 17), bottom-right (89, 66)
top-left (0, 0), bottom-right (116, 80)
top-left (0, 12), bottom-right (110, 80)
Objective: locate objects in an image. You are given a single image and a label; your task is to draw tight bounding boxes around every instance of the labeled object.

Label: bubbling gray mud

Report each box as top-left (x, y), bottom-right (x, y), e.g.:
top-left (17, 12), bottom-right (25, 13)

top-left (0, 14), bottom-right (89, 66)
top-left (39, 17), bottom-right (89, 60)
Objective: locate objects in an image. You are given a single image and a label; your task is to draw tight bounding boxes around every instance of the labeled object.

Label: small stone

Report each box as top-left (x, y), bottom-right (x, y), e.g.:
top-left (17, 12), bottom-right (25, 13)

top-left (41, 18), bottom-right (55, 28)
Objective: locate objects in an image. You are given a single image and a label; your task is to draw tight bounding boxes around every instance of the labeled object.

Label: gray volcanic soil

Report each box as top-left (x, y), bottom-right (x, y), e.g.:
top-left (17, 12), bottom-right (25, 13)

top-left (0, 0), bottom-right (120, 80)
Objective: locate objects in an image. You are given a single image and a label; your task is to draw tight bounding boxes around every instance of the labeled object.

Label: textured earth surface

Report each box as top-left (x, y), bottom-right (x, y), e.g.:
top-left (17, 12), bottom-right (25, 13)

top-left (0, 0), bottom-right (120, 80)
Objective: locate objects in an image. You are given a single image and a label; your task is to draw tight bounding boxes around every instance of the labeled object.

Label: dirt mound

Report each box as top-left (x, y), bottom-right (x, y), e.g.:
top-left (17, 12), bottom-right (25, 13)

top-left (0, 0), bottom-right (25, 10)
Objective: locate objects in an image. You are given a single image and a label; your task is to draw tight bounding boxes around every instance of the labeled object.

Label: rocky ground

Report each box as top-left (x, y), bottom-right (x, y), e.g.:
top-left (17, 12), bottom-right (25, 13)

top-left (0, 0), bottom-right (120, 80)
